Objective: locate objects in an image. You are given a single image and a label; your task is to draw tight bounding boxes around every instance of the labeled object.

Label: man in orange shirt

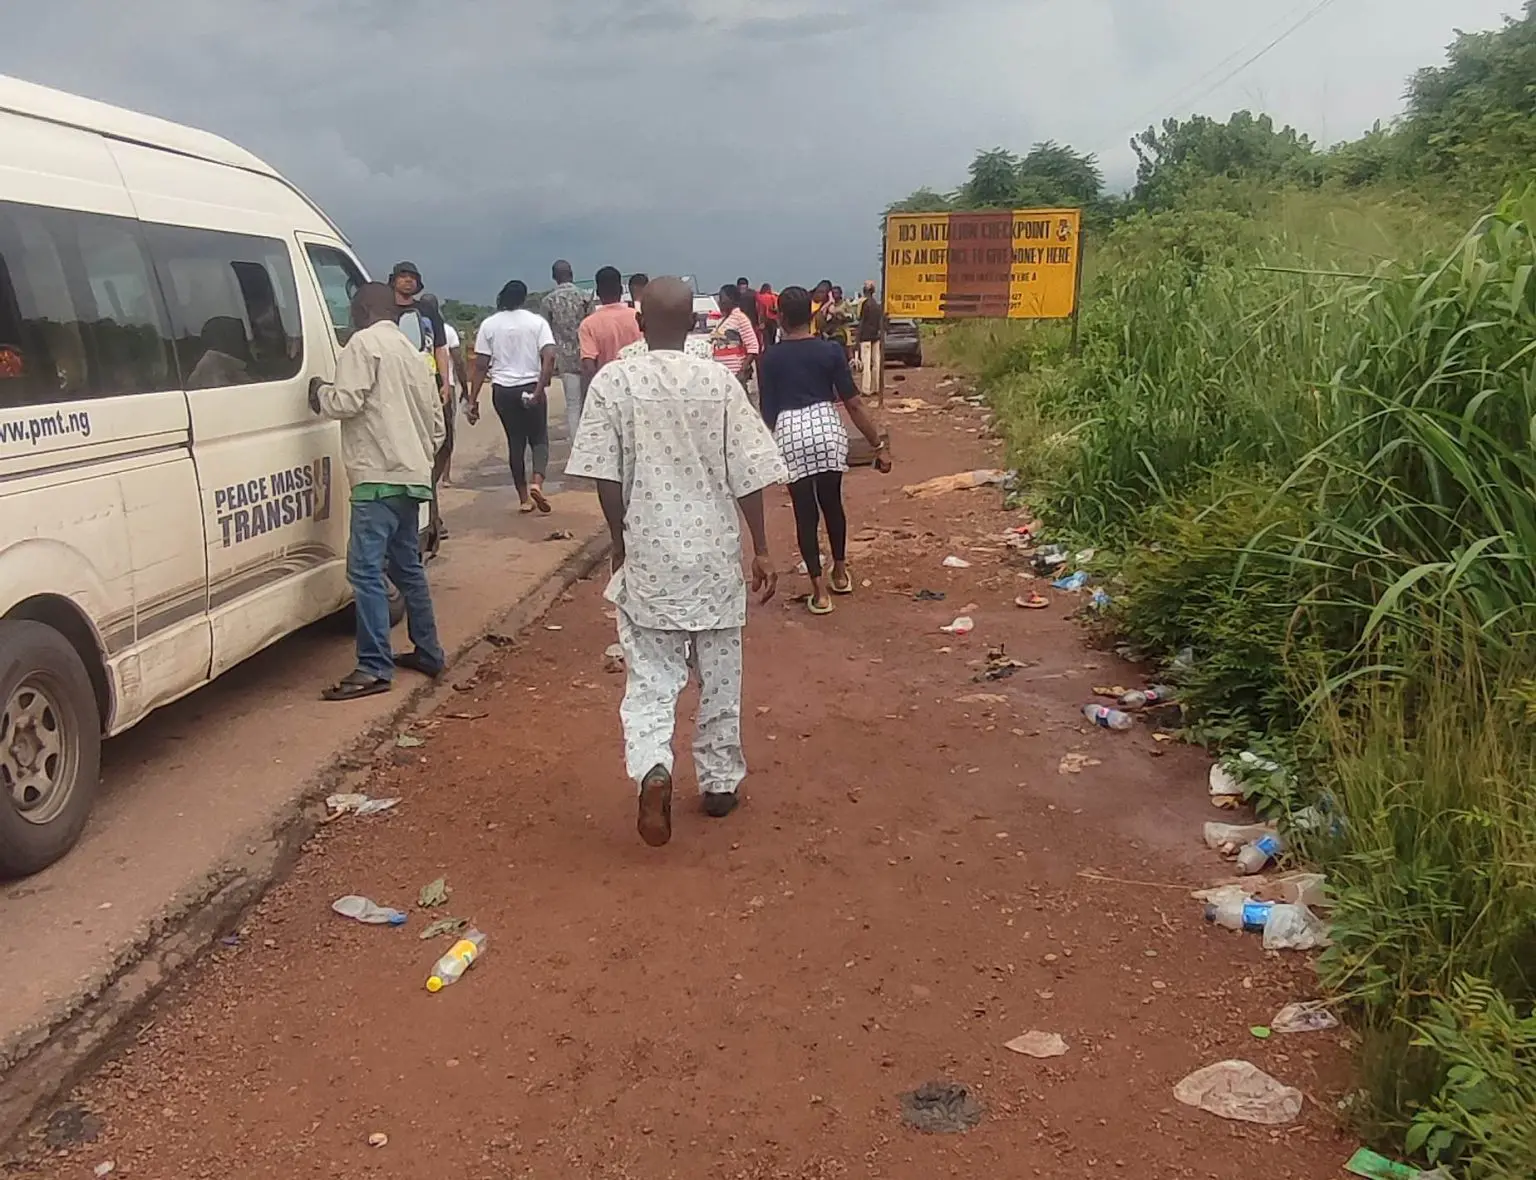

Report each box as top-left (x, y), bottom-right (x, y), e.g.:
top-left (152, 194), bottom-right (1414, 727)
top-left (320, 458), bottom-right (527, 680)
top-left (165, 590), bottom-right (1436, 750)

top-left (579, 267), bottom-right (644, 400)
top-left (756, 283), bottom-right (780, 347)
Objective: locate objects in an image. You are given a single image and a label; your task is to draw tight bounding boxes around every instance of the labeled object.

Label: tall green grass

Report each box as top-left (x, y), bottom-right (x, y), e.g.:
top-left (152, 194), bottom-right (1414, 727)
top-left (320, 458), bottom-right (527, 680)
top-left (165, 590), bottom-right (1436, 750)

top-left (956, 182), bottom-right (1536, 1174)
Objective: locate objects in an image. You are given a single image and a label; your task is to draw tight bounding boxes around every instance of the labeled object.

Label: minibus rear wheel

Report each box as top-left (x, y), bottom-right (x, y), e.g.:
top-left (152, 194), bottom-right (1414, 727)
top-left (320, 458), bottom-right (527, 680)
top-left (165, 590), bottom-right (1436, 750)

top-left (0, 620), bottom-right (101, 878)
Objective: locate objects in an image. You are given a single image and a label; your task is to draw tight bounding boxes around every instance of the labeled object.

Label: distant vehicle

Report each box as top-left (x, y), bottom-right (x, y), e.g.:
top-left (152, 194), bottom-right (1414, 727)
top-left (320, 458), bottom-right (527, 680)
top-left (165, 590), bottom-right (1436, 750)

top-left (0, 74), bottom-right (418, 878)
top-left (884, 318), bottom-right (923, 367)
top-left (692, 294), bottom-right (722, 335)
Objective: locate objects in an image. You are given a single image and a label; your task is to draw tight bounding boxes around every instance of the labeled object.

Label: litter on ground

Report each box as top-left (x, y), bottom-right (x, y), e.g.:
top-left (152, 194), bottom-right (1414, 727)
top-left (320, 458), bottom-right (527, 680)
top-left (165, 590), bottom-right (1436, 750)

top-left (903, 470), bottom-right (1007, 498)
top-left (1173, 1060), bottom-right (1303, 1125)
top-left (1004, 1031), bottom-right (1068, 1058)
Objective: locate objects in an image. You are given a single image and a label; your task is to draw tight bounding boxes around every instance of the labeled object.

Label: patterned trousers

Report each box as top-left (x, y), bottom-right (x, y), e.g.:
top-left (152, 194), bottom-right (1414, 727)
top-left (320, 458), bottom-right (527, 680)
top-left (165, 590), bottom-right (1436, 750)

top-left (615, 613), bottom-right (746, 796)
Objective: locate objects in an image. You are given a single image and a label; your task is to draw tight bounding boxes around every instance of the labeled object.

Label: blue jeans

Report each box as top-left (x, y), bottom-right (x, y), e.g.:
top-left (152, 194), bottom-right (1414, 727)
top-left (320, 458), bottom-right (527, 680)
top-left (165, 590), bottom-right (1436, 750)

top-left (347, 496), bottom-right (444, 681)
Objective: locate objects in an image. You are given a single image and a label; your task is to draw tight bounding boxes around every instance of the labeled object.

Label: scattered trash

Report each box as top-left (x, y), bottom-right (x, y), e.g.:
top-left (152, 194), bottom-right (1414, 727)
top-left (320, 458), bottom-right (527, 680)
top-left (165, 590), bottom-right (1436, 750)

top-left (545, 624), bottom-right (563, 631)
top-left (43, 1105), bottom-right (103, 1149)
top-left (902, 470), bottom-right (1008, 498)
top-left (325, 793), bottom-right (402, 819)
top-left (1250, 1026), bottom-right (1272, 1039)
top-left (368, 1132), bottom-right (389, 1149)
top-left (1272, 1002), bottom-right (1339, 1034)
top-left (1170, 646), bottom-right (1196, 674)
top-left (1252, 871), bottom-right (1329, 909)
top-left (1015, 593), bottom-right (1050, 610)
top-left (884, 397), bottom-right (929, 415)
top-left (220, 933), bottom-right (240, 947)
top-left (1032, 545), bottom-right (1069, 574)
top-left (1120, 685), bottom-right (1176, 709)
top-left (603, 643), bottom-right (626, 673)
top-left (1236, 832), bottom-right (1285, 875)
top-left (1152, 731), bottom-right (1177, 743)
top-left (914, 589), bottom-right (947, 602)
top-left (1074, 548), bottom-right (1097, 564)
top-left (1173, 1060), bottom-right (1303, 1125)
top-left (1088, 588), bottom-right (1112, 610)
top-left (940, 616), bottom-right (975, 635)
top-left (1052, 570), bottom-right (1089, 591)
top-left (1082, 703), bottom-right (1133, 731)
top-left (1203, 822), bottom-right (1277, 854)
top-left (426, 928), bottom-right (487, 992)
top-left (395, 734), bottom-right (425, 749)
top-left (1344, 1148), bottom-right (1437, 1179)
top-left (898, 1081), bottom-right (984, 1134)
top-left (418, 877), bottom-right (451, 908)
top-left (420, 916), bottom-right (471, 941)
top-left (1058, 752), bottom-right (1102, 775)
top-left (94, 1163), bottom-right (115, 1178)
top-left (332, 896), bottom-right (408, 926)
top-left (976, 646), bottom-right (1029, 682)
top-left (1205, 897), bottom-right (1331, 950)
top-left (942, 555), bottom-right (972, 569)
top-left (545, 529), bottom-right (575, 541)
top-left (957, 693), bottom-right (1009, 706)
top-left (1004, 1031), bottom-right (1068, 1058)
top-left (1093, 685), bottom-right (1129, 698)
top-left (443, 710), bottom-right (489, 721)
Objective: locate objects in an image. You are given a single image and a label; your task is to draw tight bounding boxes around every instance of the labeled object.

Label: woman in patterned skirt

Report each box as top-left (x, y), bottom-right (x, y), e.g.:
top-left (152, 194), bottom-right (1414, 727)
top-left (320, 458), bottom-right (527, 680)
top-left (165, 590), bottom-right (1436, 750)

top-left (758, 286), bottom-right (891, 615)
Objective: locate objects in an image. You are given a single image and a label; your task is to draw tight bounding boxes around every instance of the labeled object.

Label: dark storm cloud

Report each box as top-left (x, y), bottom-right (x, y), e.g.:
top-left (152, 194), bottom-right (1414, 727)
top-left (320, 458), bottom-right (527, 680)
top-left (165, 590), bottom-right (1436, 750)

top-left (0, 0), bottom-right (1515, 302)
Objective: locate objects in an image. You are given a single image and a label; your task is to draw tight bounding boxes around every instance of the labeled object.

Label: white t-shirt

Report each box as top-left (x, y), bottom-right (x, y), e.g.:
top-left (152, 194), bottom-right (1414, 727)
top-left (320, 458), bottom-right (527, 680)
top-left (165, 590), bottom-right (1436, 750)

top-left (443, 323), bottom-right (461, 392)
top-left (474, 309), bottom-right (555, 387)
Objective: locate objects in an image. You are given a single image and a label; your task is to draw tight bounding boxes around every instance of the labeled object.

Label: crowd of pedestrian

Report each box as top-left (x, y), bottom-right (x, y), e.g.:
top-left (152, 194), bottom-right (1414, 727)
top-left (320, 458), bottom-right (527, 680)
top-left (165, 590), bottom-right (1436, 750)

top-left (312, 256), bottom-right (892, 848)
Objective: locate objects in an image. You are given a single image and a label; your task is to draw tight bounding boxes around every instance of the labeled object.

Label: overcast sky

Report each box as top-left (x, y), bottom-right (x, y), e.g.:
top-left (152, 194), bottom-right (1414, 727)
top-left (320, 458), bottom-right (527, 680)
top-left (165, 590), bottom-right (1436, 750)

top-left (0, 0), bottom-right (1516, 303)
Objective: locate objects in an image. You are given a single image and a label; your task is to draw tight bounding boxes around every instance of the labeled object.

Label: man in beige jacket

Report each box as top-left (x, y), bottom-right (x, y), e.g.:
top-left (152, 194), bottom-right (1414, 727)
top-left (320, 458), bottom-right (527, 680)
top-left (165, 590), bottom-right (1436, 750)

top-left (310, 282), bottom-right (446, 701)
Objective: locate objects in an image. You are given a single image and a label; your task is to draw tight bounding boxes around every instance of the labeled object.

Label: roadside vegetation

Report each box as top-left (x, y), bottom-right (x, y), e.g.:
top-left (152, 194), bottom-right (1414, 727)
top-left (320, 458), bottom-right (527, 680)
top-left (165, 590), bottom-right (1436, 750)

top-left (897, 8), bottom-right (1536, 1177)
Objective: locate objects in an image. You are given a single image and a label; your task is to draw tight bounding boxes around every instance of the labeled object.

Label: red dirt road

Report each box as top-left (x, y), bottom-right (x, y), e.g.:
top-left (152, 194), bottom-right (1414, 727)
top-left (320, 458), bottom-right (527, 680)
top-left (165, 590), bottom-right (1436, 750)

top-left (16, 370), bottom-right (1356, 1179)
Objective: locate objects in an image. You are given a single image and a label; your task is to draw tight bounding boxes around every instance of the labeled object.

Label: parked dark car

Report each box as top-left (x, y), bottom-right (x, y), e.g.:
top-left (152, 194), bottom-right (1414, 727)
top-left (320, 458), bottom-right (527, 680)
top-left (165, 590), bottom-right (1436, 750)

top-left (884, 318), bottom-right (922, 366)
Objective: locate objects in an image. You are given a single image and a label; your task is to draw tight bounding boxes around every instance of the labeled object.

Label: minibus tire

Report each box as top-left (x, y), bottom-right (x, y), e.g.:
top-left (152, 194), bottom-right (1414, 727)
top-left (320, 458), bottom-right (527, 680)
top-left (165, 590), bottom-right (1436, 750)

top-left (334, 582), bottom-right (407, 633)
top-left (0, 620), bottom-right (101, 879)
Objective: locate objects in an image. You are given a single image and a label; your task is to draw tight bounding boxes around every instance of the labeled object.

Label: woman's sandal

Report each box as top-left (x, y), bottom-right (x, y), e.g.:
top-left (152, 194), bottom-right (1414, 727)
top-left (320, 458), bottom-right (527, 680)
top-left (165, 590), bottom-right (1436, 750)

top-left (518, 499), bottom-right (536, 514)
top-left (529, 486), bottom-right (551, 514)
top-left (322, 671), bottom-right (391, 702)
top-left (829, 571), bottom-right (855, 595)
top-left (807, 596), bottom-right (835, 616)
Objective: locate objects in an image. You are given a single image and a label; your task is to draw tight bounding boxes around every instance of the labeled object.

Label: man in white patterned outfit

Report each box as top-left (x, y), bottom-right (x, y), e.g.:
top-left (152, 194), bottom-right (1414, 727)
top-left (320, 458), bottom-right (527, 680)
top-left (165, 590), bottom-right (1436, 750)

top-left (567, 277), bottom-right (787, 847)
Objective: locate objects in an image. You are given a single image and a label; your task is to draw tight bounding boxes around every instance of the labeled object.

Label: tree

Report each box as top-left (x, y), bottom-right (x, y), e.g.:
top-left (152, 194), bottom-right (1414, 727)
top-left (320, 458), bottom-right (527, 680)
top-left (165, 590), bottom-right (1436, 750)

top-left (1396, 2), bottom-right (1536, 193)
top-left (1017, 141), bottom-right (1104, 207)
top-left (1130, 111), bottom-right (1316, 209)
top-left (960, 148), bottom-right (1022, 208)
top-left (886, 187), bottom-right (954, 214)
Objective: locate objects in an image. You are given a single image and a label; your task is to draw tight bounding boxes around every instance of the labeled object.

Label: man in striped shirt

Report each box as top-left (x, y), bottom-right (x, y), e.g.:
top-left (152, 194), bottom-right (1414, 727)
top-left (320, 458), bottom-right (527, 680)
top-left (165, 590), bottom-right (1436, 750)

top-left (711, 284), bottom-right (760, 387)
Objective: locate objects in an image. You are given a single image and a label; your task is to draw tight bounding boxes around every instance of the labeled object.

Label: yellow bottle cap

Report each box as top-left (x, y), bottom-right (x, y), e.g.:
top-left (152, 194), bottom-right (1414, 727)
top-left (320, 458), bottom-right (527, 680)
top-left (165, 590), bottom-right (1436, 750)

top-left (426, 976), bottom-right (444, 993)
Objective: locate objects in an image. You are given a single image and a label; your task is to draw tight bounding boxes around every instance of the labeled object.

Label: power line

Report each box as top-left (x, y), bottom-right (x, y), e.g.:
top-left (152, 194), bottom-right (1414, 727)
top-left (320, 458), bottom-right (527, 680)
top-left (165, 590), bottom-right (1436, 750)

top-left (1170, 0), bottom-right (1345, 120)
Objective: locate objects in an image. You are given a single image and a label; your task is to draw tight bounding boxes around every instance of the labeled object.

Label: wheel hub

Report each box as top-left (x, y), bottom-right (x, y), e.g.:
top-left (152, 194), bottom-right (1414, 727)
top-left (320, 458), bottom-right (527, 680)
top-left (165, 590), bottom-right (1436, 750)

top-left (2, 683), bottom-right (67, 822)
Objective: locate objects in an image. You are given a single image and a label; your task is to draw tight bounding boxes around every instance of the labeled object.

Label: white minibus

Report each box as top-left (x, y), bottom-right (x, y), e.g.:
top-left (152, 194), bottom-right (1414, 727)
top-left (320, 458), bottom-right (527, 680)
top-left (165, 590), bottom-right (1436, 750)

top-left (0, 74), bottom-right (420, 876)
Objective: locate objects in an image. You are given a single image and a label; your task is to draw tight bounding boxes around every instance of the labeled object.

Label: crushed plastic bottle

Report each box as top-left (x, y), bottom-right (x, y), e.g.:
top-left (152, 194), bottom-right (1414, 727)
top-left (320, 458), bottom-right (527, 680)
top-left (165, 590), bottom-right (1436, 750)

top-left (1236, 832), bottom-right (1285, 875)
top-left (1204, 897), bottom-right (1330, 950)
top-left (1203, 822), bottom-right (1277, 852)
top-left (426, 928), bottom-right (487, 992)
top-left (1053, 570), bottom-right (1090, 592)
top-left (1120, 685), bottom-right (1175, 709)
top-left (331, 896), bottom-right (408, 926)
top-left (1082, 703), bottom-right (1133, 731)
top-left (1088, 588), bottom-right (1112, 610)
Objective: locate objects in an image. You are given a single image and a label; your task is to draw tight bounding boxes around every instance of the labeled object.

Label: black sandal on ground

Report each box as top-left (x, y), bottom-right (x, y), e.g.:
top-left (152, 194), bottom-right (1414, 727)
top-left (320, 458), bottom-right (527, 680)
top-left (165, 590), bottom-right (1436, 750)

top-left (321, 671), bottom-right (391, 702)
top-left (394, 651), bottom-right (445, 678)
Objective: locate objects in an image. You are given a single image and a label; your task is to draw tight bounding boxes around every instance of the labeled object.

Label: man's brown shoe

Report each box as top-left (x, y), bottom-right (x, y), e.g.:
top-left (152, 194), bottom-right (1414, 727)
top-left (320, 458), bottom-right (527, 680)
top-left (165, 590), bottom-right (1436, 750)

top-left (637, 765), bottom-right (673, 847)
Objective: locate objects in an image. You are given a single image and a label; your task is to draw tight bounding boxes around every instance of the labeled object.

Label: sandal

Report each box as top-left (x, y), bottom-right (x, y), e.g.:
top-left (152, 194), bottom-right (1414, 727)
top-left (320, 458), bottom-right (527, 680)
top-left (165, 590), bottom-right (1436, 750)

top-left (322, 671), bottom-right (391, 701)
top-left (394, 651), bottom-right (445, 678)
top-left (518, 499), bottom-right (536, 514)
top-left (807, 596), bottom-right (835, 616)
top-left (829, 571), bottom-right (854, 595)
top-left (529, 486), bottom-right (551, 514)
top-left (1016, 593), bottom-right (1051, 610)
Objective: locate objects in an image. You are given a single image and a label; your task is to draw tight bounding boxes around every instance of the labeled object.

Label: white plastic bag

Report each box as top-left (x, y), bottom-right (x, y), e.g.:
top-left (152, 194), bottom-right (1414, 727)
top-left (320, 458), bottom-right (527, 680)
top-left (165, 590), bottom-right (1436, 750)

top-left (1173, 1060), bottom-right (1303, 1125)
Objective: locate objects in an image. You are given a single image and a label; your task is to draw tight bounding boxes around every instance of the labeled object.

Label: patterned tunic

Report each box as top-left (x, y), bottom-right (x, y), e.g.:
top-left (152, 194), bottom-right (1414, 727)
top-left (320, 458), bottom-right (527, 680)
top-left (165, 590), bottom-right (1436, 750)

top-left (541, 282), bottom-right (590, 376)
top-left (567, 351), bottom-right (787, 632)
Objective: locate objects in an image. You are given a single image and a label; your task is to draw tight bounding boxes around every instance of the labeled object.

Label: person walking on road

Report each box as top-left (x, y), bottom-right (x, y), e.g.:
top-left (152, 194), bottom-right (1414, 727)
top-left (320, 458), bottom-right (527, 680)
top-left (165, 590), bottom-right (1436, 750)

top-left (543, 260), bottom-right (591, 447)
top-left (855, 279), bottom-right (884, 399)
top-left (757, 283), bottom-right (779, 348)
top-left (467, 280), bottom-right (556, 514)
top-left (310, 282), bottom-right (446, 701)
top-left (567, 276), bottom-right (787, 846)
top-left (711, 284), bottom-right (761, 389)
top-left (758, 285), bottom-right (891, 615)
top-left (579, 266), bottom-right (643, 394)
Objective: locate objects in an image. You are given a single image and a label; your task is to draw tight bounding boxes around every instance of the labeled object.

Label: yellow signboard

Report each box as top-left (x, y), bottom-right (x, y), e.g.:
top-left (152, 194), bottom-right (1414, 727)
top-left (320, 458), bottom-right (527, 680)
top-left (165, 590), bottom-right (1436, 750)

top-left (884, 208), bottom-right (1082, 320)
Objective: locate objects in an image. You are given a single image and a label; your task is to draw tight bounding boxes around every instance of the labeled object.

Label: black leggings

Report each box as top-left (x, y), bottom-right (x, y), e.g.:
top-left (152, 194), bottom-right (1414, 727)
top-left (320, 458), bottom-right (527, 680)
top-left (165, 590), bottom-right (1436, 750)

top-left (491, 384), bottom-right (549, 494)
top-left (789, 471), bottom-right (847, 579)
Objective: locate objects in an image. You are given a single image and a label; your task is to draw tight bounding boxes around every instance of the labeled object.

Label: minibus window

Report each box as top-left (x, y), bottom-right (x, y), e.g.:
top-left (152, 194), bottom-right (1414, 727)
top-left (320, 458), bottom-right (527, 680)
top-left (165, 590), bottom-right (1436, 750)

top-left (304, 245), bottom-right (365, 347)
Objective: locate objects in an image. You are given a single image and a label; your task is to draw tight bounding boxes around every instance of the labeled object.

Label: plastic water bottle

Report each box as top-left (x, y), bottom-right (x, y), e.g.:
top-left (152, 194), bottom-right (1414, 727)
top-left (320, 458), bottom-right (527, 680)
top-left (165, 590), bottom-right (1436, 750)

top-left (1120, 685), bottom-right (1175, 709)
top-left (1205, 897), bottom-right (1274, 933)
top-left (331, 896), bottom-right (407, 926)
top-left (1236, 833), bottom-right (1285, 875)
top-left (426, 929), bottom-right (487, 993)
top-left (1082, 703), bottom-right (1133, 731)
top-left (521, 387), bottom-right (536, 407)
